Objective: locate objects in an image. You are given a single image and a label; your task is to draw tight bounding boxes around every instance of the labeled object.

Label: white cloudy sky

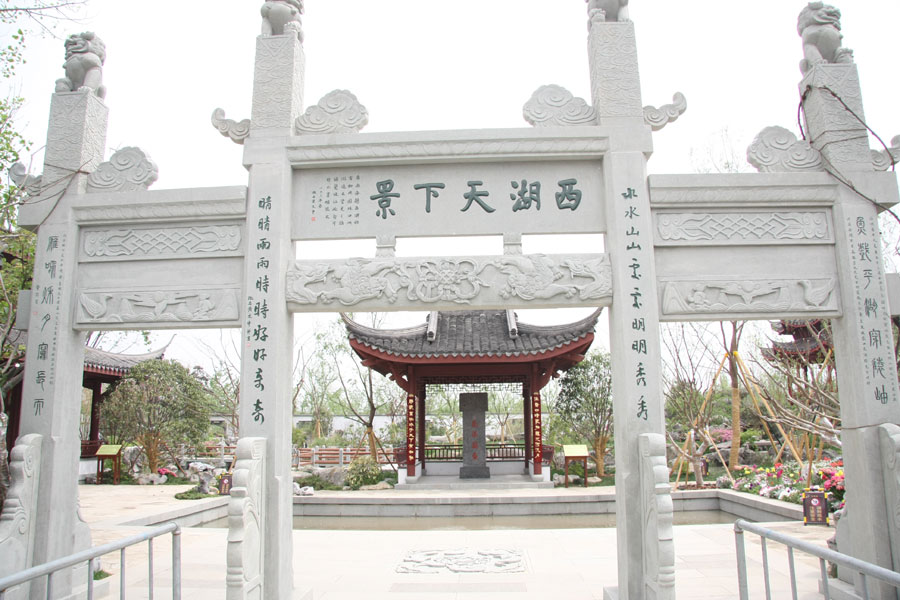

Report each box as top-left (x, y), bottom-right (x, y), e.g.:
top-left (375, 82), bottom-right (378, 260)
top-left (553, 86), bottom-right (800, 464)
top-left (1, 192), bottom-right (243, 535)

top-left (4, 0), bottom-right (899, 368)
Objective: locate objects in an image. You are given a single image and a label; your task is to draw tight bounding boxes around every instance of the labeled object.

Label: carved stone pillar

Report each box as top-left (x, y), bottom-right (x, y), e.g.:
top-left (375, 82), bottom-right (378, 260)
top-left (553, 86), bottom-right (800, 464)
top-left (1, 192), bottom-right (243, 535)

top-left (250, 32), bottom-right (305, 137)
top-left (802, 62), bottom-right (900, 599)
top-left (16, 87), bottom-right (108, 598)
top-left (587, 19), bottom-right (643, 126)
top-left (604, 150), bottom-right (665, 600)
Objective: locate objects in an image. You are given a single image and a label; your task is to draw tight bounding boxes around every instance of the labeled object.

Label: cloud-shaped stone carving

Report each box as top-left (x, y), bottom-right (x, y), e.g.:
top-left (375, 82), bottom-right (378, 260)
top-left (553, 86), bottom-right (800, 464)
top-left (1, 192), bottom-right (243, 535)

top-left (87, 147), bottom-right (159, 193)
top-left (523, 85), bottom-right (597, 128)
top-left (872, 135), bottom-right (900, 172)
top-left (295, 90), bottom-right (368, 135)
top-left (746, 126), bottom-right (823, 173)
top-left (211, 108), bottom-right (250, 145)
top-left (643, 92), bottom-right (687, 132)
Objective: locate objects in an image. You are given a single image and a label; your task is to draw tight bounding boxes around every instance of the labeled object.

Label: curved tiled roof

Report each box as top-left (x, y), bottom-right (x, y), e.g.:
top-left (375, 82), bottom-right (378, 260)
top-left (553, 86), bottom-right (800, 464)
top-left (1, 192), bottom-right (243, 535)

top-left (344, 309), bottom-right (602, 360)
top-left (83, 345), bottom-right (167, 376)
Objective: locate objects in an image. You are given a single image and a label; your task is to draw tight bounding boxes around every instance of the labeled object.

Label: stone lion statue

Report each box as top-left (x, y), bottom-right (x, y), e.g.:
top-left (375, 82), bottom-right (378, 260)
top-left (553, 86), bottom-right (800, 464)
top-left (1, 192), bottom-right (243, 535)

top-left (261, 0), bottom-right (304, 40)
top-left (586, 0), bottom-right (629, 23)
top-left (797, 2), bottom-right (853, 75)
top-left (54, 32), bottom-right (106, 98)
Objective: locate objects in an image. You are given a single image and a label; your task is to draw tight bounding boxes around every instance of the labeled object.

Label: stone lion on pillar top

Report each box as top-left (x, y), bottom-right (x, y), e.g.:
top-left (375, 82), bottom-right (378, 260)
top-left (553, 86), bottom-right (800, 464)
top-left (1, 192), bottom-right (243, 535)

top-left (797, 2), bottom-right (854, 75)
top-left (54, 31), bottom-right (106, 99)
top-left (261, 0), bottom-right (304, 40)
top-left (586, 0), bottom-right (629, 23)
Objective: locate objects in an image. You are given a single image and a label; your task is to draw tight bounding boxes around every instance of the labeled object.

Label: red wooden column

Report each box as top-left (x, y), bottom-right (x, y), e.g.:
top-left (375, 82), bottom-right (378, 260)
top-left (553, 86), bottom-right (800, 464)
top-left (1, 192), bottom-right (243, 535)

top-left (417, 387), bottom-right (426, 473)
top-left (522, 386), bottom-right (532, 473)
top-left (405, 392), bottom-right (416, 477)
top-left (531, 391), bottom-right (543, 476)
top-left (88, 380), bottom-right (103, 444)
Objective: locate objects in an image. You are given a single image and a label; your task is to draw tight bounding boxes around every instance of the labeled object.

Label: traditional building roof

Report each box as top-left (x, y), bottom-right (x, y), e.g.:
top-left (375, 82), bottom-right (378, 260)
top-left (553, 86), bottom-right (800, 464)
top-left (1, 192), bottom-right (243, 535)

top-left (764, 319), bottom-right (832, 362)
top-left (343, 309), bottom-right (601, 361)
top-left (83, 345), bottom-right (167, 376)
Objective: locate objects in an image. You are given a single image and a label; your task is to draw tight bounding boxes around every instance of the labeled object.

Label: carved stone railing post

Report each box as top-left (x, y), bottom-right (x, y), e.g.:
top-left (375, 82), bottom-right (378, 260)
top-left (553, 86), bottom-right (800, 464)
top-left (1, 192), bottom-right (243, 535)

top-left (226, 437), bottom-right (266, 600)
top-left (638, 433), bottom-right (675, 600)
top-left (878, 425), bottom-right (900, 571)
top-left (0, 434), bottom-right (43, 600)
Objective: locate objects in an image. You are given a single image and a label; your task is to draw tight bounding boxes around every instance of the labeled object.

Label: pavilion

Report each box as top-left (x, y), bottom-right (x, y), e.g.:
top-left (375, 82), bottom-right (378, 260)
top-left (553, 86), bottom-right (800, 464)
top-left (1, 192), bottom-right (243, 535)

top-left (343, 308), bottom-right (601, 482)
top-left (4, 338), bottom-right (167, 463)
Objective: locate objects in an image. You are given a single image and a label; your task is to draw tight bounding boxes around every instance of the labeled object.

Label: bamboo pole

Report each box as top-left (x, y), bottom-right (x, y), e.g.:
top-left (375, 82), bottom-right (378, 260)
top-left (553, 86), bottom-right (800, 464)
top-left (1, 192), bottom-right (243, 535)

top-left (734, 352), bottom-right (805, 465)
top-left (672, 353), bottom-right (729, 485)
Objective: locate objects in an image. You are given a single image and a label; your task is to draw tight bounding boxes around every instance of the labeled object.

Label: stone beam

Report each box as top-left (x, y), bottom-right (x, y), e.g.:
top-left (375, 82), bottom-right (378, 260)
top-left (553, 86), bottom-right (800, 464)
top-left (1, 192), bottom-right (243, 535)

top-left (286, 253), bottom-right (611, 313)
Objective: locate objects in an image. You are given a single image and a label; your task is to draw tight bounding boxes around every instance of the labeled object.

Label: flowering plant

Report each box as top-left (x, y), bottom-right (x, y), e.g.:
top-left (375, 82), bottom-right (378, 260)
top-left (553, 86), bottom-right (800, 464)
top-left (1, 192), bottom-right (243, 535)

top-left (723, 459), bottom-right (844, 512)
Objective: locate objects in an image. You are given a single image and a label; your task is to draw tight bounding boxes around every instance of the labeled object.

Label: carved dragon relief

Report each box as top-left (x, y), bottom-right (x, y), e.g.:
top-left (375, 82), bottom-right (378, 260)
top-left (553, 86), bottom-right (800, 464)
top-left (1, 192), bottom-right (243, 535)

top-left (661, 278), bottom-right (838, 317)
top-left (286, 253), bottom-right (612, 311)
top-left (76, 288), bottom-right (240, 326)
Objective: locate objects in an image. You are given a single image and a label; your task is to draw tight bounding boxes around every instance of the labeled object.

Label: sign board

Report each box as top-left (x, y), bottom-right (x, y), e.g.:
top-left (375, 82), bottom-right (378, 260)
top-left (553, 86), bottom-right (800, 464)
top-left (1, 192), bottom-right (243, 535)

top-left (218, 473), bottom-right (233, 495)
top-left (94, 444), bottom-right (122, 458)
top-left (563, 444), bottom-right (589, 458)
top-left (802, 488), bottom-right (830, 525)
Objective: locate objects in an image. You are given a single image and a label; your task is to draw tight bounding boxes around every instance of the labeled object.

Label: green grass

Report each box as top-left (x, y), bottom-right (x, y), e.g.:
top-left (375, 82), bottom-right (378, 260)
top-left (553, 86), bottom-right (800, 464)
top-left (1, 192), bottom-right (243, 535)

top-left (174, 490), bottom-right (218, 500)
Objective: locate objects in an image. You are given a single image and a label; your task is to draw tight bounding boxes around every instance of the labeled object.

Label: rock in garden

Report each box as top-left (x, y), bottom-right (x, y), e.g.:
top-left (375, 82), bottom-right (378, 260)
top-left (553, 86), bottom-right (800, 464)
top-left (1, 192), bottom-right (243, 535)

top-left (316, 465), bottom-right (347, 486)
top-left (149, 473), bottom-right (167, 485)
top-left (586, 476), bottom-right (603, 485)
top-left (359, 481), bottom-right (392, 491)
top-left (136, 474), bottom-right (153, 485)
top-left (196, 471), bottom-right (214, 494)
top-left (299, 486), bottom-right (314, 496)
top-left (189, 461), bottom-right (215, 473)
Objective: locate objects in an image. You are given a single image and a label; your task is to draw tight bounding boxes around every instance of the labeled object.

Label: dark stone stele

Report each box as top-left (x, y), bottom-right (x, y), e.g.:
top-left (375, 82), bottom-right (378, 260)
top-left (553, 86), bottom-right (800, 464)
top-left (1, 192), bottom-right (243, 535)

top-left (460, 392), bottom-right (490, 479)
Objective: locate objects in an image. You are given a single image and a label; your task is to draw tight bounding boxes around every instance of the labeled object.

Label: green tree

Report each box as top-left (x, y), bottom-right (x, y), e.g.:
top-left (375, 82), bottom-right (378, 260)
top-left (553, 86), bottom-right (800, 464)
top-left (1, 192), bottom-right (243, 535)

top-left (321, 314), bottom-right (397, 460)
top-left (295, 346), bottom-right (338, 440)
top-left (555, 350), bottom-right (614, 476)
top-left (101, 360), bottom-right (213, 473)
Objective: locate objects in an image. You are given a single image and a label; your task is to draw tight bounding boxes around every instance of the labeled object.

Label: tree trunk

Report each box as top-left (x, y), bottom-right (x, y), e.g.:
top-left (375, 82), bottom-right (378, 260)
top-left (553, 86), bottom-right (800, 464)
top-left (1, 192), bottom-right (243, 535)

top-left (729, 383), bottom-right (741, 470)
top-left (139, 434), bottom-right (161, 474)
top-left (593, 436), bottom-right (608, 477)
top-left (366, 426), bottom-right (377, 460)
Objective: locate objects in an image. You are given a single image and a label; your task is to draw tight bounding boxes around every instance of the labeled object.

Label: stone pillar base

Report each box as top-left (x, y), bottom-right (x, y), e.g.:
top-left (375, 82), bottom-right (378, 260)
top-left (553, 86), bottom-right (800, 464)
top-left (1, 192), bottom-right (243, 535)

top-left (459, 465), bottom-right (490, 479)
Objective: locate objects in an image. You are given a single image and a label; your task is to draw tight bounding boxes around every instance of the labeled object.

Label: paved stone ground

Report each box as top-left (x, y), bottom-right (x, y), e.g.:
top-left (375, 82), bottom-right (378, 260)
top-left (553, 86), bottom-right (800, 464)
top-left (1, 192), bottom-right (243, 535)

top-left (78, 483), bottom-right (834, 599)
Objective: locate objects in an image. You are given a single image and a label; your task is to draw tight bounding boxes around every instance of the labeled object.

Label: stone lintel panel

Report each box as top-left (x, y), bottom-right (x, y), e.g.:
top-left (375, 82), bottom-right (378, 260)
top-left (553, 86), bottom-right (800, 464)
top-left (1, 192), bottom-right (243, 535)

top-left (286, 253), bottom-right (612, 313)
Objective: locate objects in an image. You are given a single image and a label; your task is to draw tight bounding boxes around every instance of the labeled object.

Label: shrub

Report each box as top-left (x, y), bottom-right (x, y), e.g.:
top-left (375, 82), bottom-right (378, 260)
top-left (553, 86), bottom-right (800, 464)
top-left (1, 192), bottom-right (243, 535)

top-left (346, 457), bottom-right (382, 490)
top-left (294, 474), bottom-right (341, 491)
top-left (740, 429), bottom-right (763, 446)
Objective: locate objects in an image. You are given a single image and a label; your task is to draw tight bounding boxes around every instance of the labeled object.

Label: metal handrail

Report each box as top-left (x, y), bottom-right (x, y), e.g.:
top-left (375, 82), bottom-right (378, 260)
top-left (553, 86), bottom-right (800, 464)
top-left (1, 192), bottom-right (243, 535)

top-left (734, 518), bottom-right (900, 600)
top-left (0, 522), bottom-right (181, 600)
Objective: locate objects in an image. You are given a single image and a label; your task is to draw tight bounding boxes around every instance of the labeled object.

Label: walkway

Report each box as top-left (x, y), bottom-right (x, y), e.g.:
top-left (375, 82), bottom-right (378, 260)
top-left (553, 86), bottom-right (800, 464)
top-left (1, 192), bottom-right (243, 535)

top-left (78, 484), bottom-right (834, 599)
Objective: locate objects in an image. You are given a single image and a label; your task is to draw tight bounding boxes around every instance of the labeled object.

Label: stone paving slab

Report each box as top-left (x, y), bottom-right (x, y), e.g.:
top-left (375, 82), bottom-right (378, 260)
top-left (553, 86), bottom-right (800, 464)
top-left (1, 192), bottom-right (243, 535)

top-left (76, 483), bottom-right (833, 599)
